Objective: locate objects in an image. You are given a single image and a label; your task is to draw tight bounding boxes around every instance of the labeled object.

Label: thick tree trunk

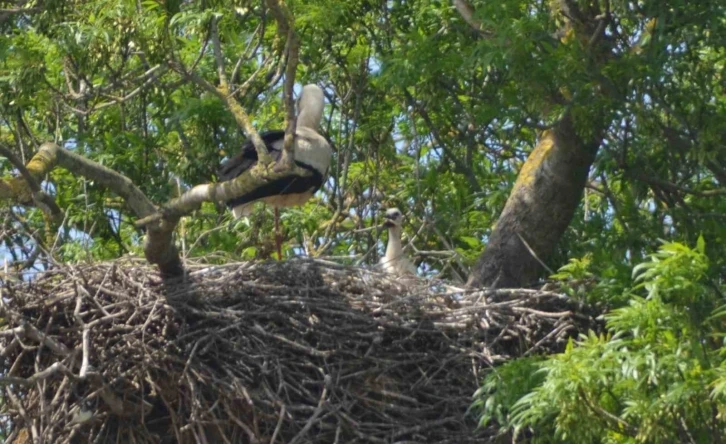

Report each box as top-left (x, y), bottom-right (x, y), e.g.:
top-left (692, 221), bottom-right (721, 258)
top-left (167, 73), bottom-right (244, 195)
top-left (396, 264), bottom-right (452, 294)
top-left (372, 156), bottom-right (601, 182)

top-left (467, 115), bottom-right (600, 288)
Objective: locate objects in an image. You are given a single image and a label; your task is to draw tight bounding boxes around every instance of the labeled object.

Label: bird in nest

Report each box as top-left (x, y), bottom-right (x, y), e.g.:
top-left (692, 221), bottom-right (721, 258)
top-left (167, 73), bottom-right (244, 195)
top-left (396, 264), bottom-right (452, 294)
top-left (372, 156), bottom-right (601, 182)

top-left (217, 84), bottom-right (332, 259)
top-left (379, 207), bottom-right (417, 276)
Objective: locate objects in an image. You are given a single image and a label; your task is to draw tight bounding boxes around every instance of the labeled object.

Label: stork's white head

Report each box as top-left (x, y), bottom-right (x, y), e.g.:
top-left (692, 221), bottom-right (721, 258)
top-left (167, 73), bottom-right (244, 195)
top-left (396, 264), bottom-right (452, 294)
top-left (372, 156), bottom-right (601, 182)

top-left (297, 84), bottom-right (325, 130)
top-left (382, 207), bottom-right (403, 229)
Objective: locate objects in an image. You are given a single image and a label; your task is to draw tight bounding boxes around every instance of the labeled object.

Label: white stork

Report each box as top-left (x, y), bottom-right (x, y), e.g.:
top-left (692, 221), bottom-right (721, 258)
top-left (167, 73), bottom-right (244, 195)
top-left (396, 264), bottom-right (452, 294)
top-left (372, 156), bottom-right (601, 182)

top-left (218, 84), bottom-right (332, 259)
top-left (379, 208), bottom-right (417, 276)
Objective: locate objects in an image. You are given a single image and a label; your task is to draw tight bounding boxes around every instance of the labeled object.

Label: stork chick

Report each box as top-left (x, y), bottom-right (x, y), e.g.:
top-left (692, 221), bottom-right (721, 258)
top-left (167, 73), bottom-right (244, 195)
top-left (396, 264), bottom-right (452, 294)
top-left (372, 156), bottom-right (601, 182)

top-left (379, 208), bottom-right (417, 276)
top-left (218, 84), bottom-right (332, 259)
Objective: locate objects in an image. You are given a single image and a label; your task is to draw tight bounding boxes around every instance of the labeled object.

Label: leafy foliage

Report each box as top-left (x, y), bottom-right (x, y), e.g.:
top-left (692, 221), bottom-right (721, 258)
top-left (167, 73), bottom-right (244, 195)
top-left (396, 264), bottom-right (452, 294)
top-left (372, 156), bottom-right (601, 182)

top-left (1, 0), bottom-right (726, 441)
top-left (470, 356), bottom-right (545, 434)
top-left (475, 240), bottom-right (726, 442)
top-left (2, 0), bottom-right (725, 285)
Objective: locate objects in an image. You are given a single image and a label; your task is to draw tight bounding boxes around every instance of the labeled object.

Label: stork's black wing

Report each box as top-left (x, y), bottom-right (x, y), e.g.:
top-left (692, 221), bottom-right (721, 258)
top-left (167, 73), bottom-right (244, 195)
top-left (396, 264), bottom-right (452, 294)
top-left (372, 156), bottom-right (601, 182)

top-left (217, 130), bottom-right (285, 181)
top-left (223, 166), bottom-right (324, 209)
top-left (217, 129), bottom-right (325, 210)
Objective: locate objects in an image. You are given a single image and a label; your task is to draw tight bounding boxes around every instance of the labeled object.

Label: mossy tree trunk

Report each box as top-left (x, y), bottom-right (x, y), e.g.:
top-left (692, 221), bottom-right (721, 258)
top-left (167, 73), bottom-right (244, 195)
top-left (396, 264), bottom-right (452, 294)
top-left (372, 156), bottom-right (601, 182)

top-left (461, 0), bottom-right (615, 288)
top-left (467, 115), bottom-right (601, 288)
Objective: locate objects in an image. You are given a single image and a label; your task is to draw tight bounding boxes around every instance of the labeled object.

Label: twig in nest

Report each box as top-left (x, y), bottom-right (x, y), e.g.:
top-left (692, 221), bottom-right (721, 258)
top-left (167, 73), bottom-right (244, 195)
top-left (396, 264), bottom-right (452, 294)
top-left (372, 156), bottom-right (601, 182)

top-left (0, 258), bottom-right (597, 443)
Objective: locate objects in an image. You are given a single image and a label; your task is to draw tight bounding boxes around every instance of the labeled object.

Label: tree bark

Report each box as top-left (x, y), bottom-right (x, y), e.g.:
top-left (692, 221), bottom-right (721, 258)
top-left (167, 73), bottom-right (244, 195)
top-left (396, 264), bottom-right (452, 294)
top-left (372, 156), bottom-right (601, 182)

top-left (456, 0), bottom-right (613, 289)
top-left (0, 142), bottom-right (315, 277)
top-left (466, 115), bottom-right (600, 288)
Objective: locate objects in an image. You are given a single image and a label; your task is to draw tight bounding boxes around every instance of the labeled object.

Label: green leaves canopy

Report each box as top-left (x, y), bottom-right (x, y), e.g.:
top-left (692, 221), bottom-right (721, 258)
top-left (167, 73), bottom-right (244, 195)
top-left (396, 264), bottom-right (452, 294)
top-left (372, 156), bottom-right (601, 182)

top-left (1, 0), bottom-right (725, 286)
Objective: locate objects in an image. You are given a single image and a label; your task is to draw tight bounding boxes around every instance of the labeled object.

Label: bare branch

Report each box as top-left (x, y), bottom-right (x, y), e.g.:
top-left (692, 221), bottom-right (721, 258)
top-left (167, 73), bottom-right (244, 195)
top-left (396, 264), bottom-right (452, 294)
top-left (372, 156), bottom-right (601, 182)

top-left (628, 169), bottom-right (726, 198)
top-left (14, 322), bottom-right (72, 357)
top-left (135, 162), bottom-right (314, 227)
top-left (288, 377), bottom-right (329, 444)
top-left (265, 0), bottom-right (300, 170)
top-left (171, 39), bottom-right (272, 164)
top-left (0, 142), bottom-right (182, 275)
top-left (0, 144), bottom-right (61, 217)
top-left (228, 55), bottom-right (275, 98)
top-left (515, 231), bottom-right (555, 275)
top-left (0, 362), bottom-right (76, 387)
top-left (452, 0), bottom-right (493, 37)
top-left (210, 15), bottom-right (228, 87)
top-left (231, 23), bottom-right (264, 83)
top-left (278, 28), bottom-right (300, 170)
top-left (208, 15), bottom-right (283, 164)
top-left (94, 65), bottom-right (168, 111)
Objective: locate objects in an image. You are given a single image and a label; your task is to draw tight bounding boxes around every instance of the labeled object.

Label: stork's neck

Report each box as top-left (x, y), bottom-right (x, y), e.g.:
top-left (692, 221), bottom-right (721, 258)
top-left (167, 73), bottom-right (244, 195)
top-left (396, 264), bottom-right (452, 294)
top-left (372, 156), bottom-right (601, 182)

top-left (297, 103), bottom-right (323, 130)
top-left (297, 86), bottom-right (324, 130)
top-left (385, 226), bottom-right (404, 261)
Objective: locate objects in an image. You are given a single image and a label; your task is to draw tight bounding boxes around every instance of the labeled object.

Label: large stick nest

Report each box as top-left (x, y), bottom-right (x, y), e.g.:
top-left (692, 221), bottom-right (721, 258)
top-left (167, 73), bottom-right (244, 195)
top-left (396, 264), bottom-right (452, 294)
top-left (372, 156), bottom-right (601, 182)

top-left (0, 258), bottom-right (597, 443)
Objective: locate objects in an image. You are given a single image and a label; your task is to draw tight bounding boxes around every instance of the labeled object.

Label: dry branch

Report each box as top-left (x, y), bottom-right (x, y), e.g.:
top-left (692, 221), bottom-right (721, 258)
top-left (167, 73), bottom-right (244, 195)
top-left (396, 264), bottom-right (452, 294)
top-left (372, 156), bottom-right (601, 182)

top-left (0, 257), bottom-right (598, 443)
top-left (0, 142), bottom-right (314, 276)
top-left (265, 0), bottom-right (300, 169)
top-left (0, 144), bottom-right (60, 217)
top-left (1, 3), bottom-right (310, 278)
top-left (452, 0), bottom-right (493, 37)
top-left (167, 10), bottom-right (287, 166)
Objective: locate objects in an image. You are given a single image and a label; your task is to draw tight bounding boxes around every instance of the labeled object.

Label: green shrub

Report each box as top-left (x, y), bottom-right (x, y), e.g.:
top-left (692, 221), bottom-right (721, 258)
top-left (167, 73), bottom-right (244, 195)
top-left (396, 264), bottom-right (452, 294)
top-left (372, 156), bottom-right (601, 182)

top-left (473, 238), bottom-right (726, 443)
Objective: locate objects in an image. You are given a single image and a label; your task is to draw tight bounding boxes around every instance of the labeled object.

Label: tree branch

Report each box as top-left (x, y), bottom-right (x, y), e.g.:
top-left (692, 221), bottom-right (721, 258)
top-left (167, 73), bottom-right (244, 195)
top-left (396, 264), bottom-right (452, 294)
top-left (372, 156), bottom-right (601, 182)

top-left (170, 35), bottom-right (273, 164)
top-left (278, 28), bottom-right (300, 171)
top-left (0, 142), bottom-right (181, 275)
top-left (265, 0), bottom-right (300, 170)
top-left (2, 6), bottom-right (307, 277)
top-left (231, 22), bottom-right (264, 83)
top-left (578, 388), bottom-right (638, 437)
top-left (402, 90), bottom-right (481, 192)
top-left (135, 162), bottom-right (314, 227)
top-left (0, 144), bottom-right (61, 217)
top-left (0, 0), bottom-right (40, 26)
top-left (210, 15), bottom-right (228, 88)
top-left (452, 0), bottom-right (493, 37)
top-left (1, 142), bottom-right (315, 276)
top-left (627, 169), bottom-right (726, 198)
top-left (94, 65), bottom-right (168, 111)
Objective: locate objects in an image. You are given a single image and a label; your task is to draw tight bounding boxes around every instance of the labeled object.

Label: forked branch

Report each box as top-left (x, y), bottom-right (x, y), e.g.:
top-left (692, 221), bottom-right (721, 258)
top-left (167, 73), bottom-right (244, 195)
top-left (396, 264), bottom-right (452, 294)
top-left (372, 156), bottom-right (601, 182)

top-left (168, 58), bottom-right (272, 164)
top-left (166, 10), bottom-right (302, 166)
top-left (0, 142), bottom-right (313, 276)
top-left (1, 7), bottom-right (307, 277)
top-left (0, 143), bottom-right (181, 274)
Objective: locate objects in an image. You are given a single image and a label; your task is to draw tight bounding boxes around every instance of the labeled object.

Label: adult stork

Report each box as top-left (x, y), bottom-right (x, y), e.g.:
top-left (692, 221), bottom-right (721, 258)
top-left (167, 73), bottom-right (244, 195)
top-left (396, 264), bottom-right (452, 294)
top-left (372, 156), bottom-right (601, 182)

top-left (379, 207), bottom-right (417, 276)
top-left (218, 84), bottom-right (332, 259)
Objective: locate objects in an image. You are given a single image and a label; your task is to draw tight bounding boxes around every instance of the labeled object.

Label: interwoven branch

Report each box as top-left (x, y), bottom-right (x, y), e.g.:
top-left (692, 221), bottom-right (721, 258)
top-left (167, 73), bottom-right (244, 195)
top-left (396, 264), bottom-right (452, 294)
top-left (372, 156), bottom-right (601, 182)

top-left (0, 258), bottom-right (597, 443)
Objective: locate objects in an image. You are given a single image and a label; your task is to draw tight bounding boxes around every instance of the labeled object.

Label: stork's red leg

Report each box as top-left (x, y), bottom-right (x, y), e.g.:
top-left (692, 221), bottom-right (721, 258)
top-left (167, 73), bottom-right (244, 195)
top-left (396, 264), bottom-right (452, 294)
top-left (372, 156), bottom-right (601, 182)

top-left (274, 207), bottom-right (282, 260)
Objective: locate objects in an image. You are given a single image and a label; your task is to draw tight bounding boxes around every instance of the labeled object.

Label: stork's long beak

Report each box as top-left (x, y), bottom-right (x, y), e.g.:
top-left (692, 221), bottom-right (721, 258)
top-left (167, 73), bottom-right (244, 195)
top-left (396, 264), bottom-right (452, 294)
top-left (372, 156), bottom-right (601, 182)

top-left (381, 213), bottom-right (396, 228)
